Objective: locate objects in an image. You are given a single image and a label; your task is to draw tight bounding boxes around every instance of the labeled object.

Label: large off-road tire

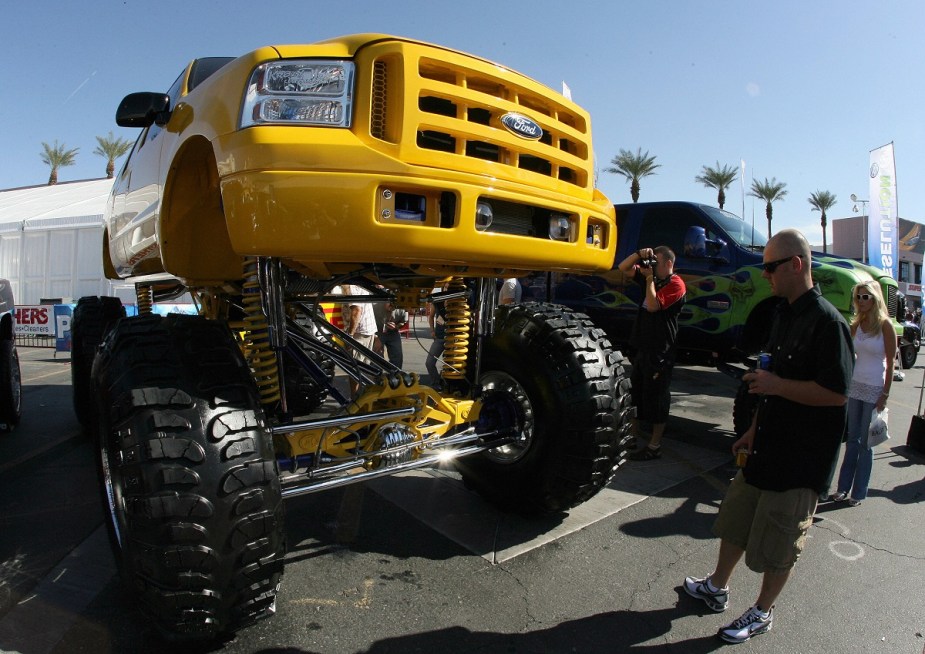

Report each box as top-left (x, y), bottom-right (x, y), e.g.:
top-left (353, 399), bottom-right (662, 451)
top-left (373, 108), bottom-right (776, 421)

top-left (0, 340), bottom-right (22, 432)
top-left (732, 381), bottom-right (758, 437)
top-left (71, 296), bottom-right (124, 432)
top-left (94, 314), bottom-right (285, 641)
top-left (457, 302), bottom-right (631, 515)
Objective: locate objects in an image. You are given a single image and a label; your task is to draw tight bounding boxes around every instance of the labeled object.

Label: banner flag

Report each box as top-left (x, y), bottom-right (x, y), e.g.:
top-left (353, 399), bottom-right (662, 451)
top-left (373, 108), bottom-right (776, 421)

top-left (740, 159), bottom-right (746, 220)
top-left (868, 142), bottom-right (898, 278)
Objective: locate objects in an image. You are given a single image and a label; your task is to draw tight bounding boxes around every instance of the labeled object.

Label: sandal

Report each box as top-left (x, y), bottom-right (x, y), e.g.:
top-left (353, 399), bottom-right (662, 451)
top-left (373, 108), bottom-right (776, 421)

top-left (831, 491), bottom-right (848, 502)
top-left (629, 446), bottom-right (662, 461)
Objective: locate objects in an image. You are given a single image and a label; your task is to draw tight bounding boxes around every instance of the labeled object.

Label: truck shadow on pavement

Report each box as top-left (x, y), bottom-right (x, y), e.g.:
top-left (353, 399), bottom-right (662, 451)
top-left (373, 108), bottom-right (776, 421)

top-left (282, 480), bottom-right (568, 566)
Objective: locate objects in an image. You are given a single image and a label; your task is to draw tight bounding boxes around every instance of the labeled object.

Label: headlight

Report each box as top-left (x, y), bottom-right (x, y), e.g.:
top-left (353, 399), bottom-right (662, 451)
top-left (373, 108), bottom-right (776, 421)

top-left (241, 60), bottom-right (355, 128)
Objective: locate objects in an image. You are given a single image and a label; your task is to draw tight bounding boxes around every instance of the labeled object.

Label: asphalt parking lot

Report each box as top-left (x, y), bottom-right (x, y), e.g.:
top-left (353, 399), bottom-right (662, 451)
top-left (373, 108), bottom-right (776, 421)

top-left (0, 328), bottom-right (923, 653)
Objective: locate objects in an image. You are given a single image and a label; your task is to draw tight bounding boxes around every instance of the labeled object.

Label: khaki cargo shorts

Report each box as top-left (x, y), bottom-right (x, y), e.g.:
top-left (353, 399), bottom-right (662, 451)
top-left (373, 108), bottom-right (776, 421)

top-left (350, 333), bottom-right (377, 365)
top-left (713, 471), bottom-right (818, 575)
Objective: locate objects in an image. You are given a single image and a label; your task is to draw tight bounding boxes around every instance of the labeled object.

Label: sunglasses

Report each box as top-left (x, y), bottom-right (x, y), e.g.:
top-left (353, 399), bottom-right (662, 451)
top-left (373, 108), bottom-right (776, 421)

top-left (762, 255), bottom-right (801, 273)
top-left (856, 293), bottom-right (873, 301)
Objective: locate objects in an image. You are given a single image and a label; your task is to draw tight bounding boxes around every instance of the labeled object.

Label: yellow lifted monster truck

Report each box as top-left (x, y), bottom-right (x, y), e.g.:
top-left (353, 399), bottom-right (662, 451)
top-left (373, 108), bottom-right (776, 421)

top-left (72, 34), bottom-right (631, 641)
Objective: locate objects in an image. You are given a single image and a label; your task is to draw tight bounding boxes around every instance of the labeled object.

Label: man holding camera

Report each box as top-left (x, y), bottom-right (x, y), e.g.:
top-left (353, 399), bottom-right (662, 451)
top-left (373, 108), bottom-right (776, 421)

top-left (618, 245), bottom-right (686, 460)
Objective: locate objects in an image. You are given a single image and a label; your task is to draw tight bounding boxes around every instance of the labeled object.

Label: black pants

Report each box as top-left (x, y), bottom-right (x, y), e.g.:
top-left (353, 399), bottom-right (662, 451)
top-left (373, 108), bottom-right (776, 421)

top-left (630, 350), bottom-right (674, 424)
top-left (379, 330), bottom-right (404, 368)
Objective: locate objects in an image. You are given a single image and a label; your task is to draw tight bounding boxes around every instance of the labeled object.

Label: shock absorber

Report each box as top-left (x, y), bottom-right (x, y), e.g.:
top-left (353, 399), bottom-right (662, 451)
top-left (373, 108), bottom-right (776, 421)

top-left (240, 256), bottom-right (281, 404)
top-left (442, 277), bottom-right (470, 380)
top-left (135, 284), bottom-right (153, 315)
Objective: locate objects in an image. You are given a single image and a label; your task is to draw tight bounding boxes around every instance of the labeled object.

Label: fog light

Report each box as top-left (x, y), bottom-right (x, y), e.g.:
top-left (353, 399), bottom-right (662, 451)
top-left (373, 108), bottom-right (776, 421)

top-left (587, 223), bottom-right (602, 246)
top-left (549, 214), bottom-right (571, 241)
top-left (475, 201), bottom-right (493, 231)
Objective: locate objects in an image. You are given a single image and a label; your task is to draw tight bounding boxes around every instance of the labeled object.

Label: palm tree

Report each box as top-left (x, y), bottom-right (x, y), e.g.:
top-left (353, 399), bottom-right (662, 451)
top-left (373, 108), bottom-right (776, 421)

top-left (695, 162), bottom-right (739, 209)
top-left (605, 148), bottom-right (661, 203)
top-left (94, 131), bottom-right (133, 178)
top-left (748, 177), bottom-right (788, 238)
top-left (808, 190), bottom-right (837, 254)
top-left (40, 140), bottom-right (79, 185)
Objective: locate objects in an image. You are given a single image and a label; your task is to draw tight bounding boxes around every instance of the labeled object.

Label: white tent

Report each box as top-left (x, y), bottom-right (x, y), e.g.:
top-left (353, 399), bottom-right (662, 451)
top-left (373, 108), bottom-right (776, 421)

top-left (0, 178), bottom-right (134, 305)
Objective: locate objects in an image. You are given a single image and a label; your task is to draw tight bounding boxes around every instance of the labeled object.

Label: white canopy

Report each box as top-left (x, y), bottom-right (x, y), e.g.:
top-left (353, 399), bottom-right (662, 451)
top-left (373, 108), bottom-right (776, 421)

top-left (0, 178), bottom-right (127, 305)
top-left (0, 178), bottom-right (112, 233)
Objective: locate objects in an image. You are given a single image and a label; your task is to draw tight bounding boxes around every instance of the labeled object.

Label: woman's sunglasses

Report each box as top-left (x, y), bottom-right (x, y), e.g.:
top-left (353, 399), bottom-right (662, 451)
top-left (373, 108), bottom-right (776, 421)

top-left (856, 293), bottom-right (872, 301)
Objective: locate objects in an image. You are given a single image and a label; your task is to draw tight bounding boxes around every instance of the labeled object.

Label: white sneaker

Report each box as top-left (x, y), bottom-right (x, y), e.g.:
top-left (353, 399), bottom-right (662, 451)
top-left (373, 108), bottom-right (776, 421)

top-left (717, 604), bottom-right (773, 643)
top-left (683, 575), bottom-right (728, 612)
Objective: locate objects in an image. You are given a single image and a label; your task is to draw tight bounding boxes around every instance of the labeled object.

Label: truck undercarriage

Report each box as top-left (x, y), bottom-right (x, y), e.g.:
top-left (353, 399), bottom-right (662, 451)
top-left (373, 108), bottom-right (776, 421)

top-left (73, 261), bottom-right (632, 640)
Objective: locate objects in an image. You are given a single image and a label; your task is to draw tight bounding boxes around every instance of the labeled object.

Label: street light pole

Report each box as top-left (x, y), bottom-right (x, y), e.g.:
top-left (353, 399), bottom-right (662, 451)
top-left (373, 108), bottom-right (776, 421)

top-left (851, 193), bottom-right (870, 263)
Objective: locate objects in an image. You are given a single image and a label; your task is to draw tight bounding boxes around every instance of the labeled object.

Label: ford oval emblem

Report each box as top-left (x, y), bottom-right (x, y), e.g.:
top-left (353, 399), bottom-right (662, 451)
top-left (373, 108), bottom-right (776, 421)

top-left (501, 112), bottom-right (543, 140)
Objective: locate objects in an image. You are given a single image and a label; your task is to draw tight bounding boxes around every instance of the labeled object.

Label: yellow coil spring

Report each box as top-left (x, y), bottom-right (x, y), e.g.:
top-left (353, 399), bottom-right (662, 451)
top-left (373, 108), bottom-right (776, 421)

top-left (240, 257), bottom-right (281, 404)
top-left (135, 285), bottom-right (153, 315)
top-left (442, 278), bottom-right (470, 380)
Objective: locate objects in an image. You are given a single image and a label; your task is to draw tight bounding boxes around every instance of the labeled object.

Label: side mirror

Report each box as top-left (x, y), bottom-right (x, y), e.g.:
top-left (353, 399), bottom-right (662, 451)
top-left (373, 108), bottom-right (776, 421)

top-left (705, 236), bottom-right (728, 257)
top-left (684, 226), bottom-right (707, 257)
top-left (115, 92), bottom-right (171, 128)
top-left (684, 226), bottom-right (729, 262)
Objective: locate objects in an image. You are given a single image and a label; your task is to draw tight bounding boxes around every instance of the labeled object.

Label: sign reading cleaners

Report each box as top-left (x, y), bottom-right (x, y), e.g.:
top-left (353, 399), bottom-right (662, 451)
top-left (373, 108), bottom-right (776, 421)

top-left (14, 305), bottom-right (55, 335)
top-left (867, 142), bottom-right (898, 279)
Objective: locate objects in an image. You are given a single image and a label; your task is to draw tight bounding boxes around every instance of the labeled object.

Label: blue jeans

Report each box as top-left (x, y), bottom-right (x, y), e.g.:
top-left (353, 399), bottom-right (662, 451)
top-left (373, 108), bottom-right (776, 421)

top-left (426, 338), bottom-right (445, 389)
top-left (836, 397), bottom-right (875, 501)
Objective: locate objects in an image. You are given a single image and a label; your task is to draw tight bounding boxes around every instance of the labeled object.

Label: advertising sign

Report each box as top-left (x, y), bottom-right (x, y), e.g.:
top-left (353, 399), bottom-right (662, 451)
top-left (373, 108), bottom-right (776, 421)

top-left (14, 306), bottom-right (55, 336)
top-left (867, 142), bottom-right (898, 278)
top-left (55, 304), bottom-right (73, 353)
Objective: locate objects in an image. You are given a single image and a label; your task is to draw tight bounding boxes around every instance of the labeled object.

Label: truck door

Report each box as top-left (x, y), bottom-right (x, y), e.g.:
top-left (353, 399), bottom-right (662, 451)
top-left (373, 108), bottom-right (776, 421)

top-left (636, 204), bottom-right (738, 355)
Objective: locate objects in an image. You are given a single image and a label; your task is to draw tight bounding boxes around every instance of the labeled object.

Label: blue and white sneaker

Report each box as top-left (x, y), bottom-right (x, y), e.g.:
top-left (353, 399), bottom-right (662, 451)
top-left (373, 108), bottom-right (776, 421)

top-left (683, 575), bottom-right (728, 612)
top-left (717, 604), bottom-right (773, 643)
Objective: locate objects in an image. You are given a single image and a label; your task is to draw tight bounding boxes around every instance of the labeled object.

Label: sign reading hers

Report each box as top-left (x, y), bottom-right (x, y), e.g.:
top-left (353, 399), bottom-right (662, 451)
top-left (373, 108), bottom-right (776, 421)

top-left (15, 306), bottom-right (54, 335)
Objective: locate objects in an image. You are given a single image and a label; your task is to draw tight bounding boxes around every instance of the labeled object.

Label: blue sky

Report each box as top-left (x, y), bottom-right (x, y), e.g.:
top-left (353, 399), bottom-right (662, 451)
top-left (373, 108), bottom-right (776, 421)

top-left (2, 0), bottom-right (922, 246)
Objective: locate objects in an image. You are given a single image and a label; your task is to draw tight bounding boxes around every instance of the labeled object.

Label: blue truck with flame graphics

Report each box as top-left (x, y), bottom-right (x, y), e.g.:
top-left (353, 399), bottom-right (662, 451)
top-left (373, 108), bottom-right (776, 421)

top-left (529, 201), bottom-right (918, 369)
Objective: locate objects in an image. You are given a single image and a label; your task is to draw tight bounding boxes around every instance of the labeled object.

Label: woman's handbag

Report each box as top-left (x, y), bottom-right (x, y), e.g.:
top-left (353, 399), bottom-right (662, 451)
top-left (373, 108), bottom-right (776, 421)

top-left (868, 408), bottom-right (890, 448)
top-left (907, 366), bottom-right (925, 454)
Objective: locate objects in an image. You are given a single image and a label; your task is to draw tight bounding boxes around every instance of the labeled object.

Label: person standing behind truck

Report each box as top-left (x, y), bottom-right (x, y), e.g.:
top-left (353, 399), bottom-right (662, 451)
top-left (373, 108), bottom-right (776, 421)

top-left (344, 284), bottom-right (379, 397)
top-left (426, 286), bottom-right (448, 391)
top-left (617, 245), bottom-right (686, 460)
top-left (498, 278), bottom-right (522, 305)
top-left (377, 300), bottom-right (409, 369)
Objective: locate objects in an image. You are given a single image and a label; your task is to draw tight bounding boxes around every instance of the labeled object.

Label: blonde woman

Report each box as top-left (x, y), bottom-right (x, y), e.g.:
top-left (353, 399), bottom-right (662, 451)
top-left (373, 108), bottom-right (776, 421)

top-left (833, 281), bottom-right (896, 507)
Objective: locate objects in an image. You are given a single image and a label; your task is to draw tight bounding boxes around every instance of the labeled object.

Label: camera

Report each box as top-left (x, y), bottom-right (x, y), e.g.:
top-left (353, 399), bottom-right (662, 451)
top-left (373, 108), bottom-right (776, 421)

top-left (640, 256), bottom-right (657, 268)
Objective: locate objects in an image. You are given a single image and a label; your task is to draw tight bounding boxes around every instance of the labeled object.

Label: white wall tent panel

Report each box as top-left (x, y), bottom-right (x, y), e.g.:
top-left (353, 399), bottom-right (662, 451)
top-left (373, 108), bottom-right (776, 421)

top-left (76, 228), bottom-right (106, 300)
top-left (0, 232), bottom-right (22, 303)
top-left (0, 179), bottom-right (124, 305)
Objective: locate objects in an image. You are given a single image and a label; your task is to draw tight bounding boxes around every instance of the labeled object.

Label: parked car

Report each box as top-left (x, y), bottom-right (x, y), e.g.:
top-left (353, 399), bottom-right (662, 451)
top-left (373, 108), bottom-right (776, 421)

top-left (0, 279), bottom-right (22, 432)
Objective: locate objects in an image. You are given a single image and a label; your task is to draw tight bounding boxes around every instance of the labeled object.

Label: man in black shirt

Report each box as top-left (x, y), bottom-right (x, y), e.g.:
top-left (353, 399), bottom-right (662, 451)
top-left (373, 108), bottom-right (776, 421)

top-left (683, 229), bottom-right (854, 644)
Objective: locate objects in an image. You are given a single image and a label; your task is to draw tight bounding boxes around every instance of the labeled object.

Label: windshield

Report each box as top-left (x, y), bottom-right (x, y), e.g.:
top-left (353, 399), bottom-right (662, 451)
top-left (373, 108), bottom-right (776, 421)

top-left (703, 206), bottom-right (768, 249)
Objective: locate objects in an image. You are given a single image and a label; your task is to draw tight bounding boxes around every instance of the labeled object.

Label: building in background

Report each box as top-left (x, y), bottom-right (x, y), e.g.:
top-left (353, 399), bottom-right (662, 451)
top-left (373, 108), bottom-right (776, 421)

top-left (833, 215), bottom-right (924, 311)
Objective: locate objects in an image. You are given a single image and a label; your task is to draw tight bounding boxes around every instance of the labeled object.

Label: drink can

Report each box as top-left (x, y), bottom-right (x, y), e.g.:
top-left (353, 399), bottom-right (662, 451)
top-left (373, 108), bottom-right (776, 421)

top-left (758, 352), bottom-right (772, 371)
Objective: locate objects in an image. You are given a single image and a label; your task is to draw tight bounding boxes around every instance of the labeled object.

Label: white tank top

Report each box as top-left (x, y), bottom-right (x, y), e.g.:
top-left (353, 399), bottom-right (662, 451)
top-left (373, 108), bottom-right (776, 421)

top-left (852, 327), bottom-right (887, 386)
